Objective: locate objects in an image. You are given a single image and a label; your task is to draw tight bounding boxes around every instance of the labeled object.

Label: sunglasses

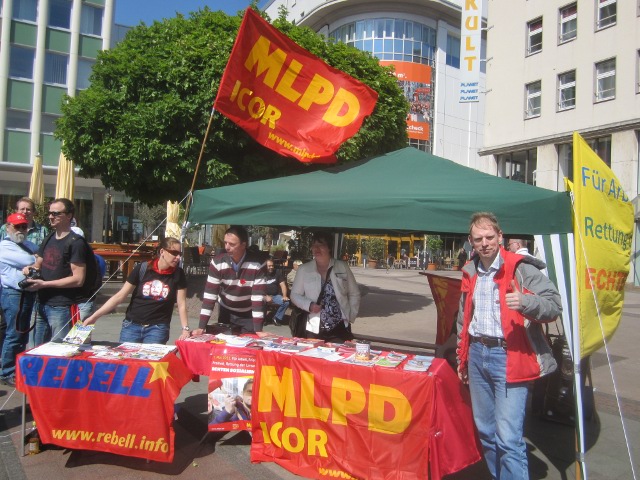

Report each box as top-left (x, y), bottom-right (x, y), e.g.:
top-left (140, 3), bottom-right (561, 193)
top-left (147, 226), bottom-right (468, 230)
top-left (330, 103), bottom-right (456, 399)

top-left (11, 224), bottom-right (28, 230)
top-left (48, 211), bottom-right (67, 217)
top-left (164, 249), bottom-right (182, 257)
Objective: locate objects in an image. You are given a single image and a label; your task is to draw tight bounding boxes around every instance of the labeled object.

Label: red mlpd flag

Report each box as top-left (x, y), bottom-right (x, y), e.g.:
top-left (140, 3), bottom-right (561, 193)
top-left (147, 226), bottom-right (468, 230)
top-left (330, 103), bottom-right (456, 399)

top-left (214, 8), bottom-right (378, 164)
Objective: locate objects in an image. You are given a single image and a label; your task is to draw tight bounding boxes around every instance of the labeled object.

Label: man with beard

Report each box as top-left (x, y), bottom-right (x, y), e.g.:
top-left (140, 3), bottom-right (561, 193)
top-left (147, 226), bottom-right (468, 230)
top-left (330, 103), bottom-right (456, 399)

top-left (0, 213), bottom-right (38, 386)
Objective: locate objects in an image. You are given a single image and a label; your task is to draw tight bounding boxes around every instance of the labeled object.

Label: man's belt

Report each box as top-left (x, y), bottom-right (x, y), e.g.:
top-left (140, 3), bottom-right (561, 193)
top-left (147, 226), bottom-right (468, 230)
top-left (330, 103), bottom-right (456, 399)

top-left (470, 335), bottom-right (507, 349)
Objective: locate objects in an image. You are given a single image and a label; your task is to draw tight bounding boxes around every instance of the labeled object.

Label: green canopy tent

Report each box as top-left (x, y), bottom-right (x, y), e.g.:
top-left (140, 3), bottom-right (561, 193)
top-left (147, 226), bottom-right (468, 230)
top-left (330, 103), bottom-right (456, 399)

top-left (189, 147), bottom-right (572, 235)
top-left (188, 146), bottom-right (588, 476)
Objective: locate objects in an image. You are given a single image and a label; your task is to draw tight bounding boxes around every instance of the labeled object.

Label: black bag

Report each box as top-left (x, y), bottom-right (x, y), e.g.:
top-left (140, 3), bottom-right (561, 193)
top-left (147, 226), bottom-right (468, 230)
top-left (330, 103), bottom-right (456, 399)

top-left (289, 306), bottom-right (309, 338)
top-left (289, 266), bottom-right (333, 338)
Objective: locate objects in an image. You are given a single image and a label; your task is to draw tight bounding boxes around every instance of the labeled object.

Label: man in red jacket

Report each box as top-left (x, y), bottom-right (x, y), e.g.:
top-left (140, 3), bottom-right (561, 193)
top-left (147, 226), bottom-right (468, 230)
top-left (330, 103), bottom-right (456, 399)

top-left (457, 212), bottom-right (561, 480)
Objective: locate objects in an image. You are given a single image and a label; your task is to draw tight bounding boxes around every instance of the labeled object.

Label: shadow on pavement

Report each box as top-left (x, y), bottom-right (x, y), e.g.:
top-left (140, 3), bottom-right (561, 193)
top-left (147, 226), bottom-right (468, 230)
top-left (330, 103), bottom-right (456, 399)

top-left (357, 285), bottom-right (431, 319)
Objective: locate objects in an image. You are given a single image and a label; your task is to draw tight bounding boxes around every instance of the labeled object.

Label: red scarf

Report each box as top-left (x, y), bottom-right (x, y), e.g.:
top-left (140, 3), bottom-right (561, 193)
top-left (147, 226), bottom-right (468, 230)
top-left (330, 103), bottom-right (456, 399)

top-left (150, 258), bottom-right (176, 275)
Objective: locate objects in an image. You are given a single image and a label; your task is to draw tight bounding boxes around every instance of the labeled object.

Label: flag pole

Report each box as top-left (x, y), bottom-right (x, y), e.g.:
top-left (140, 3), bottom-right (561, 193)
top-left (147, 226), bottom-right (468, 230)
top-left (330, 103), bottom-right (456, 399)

top-left (183, 106), bottom-right (216, 228)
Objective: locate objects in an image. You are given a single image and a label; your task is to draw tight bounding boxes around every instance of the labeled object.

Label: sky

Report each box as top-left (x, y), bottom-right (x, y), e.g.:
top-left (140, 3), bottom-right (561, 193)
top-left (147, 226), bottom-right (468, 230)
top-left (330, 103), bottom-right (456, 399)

top-left (114, 0), bottom-right (256, 27)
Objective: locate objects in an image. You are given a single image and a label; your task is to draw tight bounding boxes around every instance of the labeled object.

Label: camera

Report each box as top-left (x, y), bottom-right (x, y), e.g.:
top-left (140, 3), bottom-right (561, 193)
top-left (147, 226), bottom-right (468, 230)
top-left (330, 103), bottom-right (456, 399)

top-left (19, 268), bottom-right (42, 290)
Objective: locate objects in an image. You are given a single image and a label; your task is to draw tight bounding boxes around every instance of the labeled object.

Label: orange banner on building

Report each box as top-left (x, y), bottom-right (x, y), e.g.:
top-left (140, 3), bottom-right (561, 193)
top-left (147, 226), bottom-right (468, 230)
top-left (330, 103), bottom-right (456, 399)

top-left (16, 353), bottom-right (192, 462)
top-left (214, 8), bottom-right (378, 164)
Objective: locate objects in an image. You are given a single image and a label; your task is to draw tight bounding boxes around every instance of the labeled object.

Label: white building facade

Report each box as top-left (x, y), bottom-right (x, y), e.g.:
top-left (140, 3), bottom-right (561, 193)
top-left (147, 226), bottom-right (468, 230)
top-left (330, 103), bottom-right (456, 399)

top-left (480, 0), bottom-right (640, 282)
top-left (0, 0), bottom-right (125, 240)
top-left (264, 0), bottom-right (488, 171)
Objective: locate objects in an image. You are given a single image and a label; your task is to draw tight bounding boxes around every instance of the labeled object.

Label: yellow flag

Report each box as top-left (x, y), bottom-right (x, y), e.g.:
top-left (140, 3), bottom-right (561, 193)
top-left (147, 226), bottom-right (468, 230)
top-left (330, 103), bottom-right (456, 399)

top-left (572, 132), bottom-right (633, 358)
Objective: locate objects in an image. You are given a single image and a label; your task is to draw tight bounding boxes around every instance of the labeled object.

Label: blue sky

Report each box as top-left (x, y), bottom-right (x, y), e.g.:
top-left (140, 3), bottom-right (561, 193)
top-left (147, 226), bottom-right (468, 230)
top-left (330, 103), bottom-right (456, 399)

top-left (114, 1), bottom-right (255, 27)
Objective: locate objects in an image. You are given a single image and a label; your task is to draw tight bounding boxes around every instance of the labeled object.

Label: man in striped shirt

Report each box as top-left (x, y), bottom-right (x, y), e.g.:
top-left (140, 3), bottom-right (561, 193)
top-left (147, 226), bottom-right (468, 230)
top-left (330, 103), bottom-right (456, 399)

top-left (194, 226), bottom-right (266, 335)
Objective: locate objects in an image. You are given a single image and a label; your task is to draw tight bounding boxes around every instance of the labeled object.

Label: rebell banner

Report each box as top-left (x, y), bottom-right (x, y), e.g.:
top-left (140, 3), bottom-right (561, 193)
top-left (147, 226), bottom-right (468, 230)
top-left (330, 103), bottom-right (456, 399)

top-left (571, 132), bottom-right (633, 358)
top-left (16, 353), bottom-right (192, 462)
top-left (214, 8), bottom-right (379, 164)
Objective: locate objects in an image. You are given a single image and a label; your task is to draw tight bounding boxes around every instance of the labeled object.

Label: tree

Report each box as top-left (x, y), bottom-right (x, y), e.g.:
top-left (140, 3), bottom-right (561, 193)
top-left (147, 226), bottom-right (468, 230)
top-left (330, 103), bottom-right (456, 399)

top-left (56, 8), bottom-right (409, 205)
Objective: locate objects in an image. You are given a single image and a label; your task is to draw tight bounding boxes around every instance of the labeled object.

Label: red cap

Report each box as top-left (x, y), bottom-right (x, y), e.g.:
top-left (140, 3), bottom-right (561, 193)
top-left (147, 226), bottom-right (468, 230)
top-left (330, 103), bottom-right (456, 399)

top-left (7, 213), bottom-right (28, 226)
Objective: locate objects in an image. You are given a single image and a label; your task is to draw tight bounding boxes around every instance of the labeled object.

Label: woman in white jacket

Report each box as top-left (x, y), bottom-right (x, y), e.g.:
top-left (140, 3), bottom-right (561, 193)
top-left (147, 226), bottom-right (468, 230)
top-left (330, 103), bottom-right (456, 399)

top-left (291, 231), bottom-right (360, 342)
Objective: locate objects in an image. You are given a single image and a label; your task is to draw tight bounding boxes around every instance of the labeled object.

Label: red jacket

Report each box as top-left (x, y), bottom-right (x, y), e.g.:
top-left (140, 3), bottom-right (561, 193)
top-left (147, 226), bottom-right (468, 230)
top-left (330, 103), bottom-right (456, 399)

top-left (457, 249), bottom-right (560, 383)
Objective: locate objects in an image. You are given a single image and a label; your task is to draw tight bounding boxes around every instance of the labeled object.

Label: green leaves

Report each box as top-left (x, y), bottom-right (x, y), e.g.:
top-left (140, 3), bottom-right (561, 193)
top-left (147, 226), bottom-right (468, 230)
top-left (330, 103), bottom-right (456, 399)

top-left (56, 8), bottom-right (408, 204)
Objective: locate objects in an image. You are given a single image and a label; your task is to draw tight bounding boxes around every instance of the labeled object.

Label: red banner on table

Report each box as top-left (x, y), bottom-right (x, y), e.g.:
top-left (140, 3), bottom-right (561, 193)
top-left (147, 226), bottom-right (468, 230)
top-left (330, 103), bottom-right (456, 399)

top-left (250, 350), bottom-right (434, 479)
top-left (424, 273), bottom-right (462, 344)
top-left (16, 352), bottom-right (191, 462)
top-left (214, 8), bottom-right (378, 164)
top-left (207, 347), bottom-right (256, 432)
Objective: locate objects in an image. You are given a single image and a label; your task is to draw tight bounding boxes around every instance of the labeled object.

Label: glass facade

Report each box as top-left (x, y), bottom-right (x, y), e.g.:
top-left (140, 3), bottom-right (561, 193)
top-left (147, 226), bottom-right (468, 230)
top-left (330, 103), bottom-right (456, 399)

top-left (329, 18), bottom-right (437, 66)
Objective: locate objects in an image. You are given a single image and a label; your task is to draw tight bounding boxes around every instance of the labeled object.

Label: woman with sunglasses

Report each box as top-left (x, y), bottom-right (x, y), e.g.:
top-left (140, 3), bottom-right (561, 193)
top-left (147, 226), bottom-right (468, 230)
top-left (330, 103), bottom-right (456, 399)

top-left (83, 237), bottom-right (190, 344)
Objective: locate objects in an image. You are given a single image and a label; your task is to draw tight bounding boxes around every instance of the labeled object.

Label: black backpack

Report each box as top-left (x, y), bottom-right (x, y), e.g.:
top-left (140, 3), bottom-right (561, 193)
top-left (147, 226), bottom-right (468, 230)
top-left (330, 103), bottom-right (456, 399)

top-left (40, 232), bottom-right (103, 297)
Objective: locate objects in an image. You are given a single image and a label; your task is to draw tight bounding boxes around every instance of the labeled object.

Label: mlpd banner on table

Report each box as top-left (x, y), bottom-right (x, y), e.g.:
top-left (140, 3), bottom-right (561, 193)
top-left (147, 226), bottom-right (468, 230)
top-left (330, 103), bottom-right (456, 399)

top-left (571, 131), bottom-right (633, 359)
top-left (16, 352), bottom-right (192, 462)
top-left (214, 8), bottom-right (378, 164)
top-left (250, 350), bottom-right (434, 479)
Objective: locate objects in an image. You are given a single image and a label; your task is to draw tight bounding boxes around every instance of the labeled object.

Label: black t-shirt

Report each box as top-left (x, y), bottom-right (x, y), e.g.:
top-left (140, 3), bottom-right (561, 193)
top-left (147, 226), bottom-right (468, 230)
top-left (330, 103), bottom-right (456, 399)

top-left (125, 262), bottom-right (187, 326)
top-left (38, 233), bottom-right (93, 306)
top-left (264, 271), bottom-right (285, 296)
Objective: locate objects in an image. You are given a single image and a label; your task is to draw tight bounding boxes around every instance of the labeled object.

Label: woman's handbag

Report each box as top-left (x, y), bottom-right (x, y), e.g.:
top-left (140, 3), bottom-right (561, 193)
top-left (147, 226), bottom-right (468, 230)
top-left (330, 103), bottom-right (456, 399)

top-left (289, 267), bottom-right (333, 338)
top-left (288, 306), bottom-right (309, 338)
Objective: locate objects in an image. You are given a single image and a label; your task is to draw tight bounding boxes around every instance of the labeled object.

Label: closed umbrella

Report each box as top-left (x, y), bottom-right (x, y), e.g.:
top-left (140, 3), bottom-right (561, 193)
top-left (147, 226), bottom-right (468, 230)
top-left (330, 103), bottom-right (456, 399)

top-left (28, 153), bottom-right (45, 205)
top-left (165, 201), bottom-right (181, 239)
top-left (55, 151), bottom-right (75, 200)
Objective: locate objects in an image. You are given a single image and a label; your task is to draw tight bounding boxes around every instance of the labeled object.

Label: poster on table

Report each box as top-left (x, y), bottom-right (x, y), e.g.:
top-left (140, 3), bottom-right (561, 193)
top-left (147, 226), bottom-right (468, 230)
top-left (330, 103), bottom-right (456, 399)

top-left (250, 351), bottom-right (434, 479)
top-left (208, 348), bottom-right (256, 432)
top-left (16, 352), bottom-right (191, 462)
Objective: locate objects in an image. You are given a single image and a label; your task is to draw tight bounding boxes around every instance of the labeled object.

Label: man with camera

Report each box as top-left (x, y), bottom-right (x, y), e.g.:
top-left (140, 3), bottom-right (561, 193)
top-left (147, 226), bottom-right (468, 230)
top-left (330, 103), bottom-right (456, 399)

top-left (22, 198), bottom-right (95, 345)
top-left (0, 213), bottom-right (38, 386)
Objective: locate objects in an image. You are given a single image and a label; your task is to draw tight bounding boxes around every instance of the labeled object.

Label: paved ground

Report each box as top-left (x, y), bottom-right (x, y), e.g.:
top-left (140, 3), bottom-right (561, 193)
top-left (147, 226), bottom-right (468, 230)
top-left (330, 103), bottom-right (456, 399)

top-left (0, 267), bottom-right (637, 479)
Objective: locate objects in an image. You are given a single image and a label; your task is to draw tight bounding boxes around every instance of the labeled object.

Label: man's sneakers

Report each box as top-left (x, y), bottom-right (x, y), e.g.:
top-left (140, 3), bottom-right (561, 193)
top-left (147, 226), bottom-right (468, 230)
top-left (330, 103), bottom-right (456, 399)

top-left (0, 375), bottom-right (16, 387)
top-left (273, 318), bottom-right (286, 326)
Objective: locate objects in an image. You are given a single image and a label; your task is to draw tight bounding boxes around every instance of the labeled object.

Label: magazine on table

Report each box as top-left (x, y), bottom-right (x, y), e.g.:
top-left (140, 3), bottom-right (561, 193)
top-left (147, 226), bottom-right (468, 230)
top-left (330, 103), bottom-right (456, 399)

top-left (63, 324), bottom-right (94, 345)
top-left (403, 355), bottom-right (434, 372)
top-left (340, 353), bottom-right (380, 367)
top-left (26, 342), bottom-right (81, 357)
top-left (296, 347), bottom-right (345, 361)
top-left (375, 352), bottom-right (408, 368)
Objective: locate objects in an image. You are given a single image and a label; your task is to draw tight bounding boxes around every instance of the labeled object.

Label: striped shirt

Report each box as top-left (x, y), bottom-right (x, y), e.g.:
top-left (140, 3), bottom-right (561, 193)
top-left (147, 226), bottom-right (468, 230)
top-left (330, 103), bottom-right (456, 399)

top-left (468, 255), bottom-right (504, 339)
top-left (199, 252), bottom-right (266, 329)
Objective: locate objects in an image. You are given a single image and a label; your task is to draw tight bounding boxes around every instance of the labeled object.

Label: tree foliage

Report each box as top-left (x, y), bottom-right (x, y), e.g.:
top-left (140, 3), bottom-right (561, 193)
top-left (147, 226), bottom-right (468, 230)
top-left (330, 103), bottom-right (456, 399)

top-left (56, 8), bottom-right (408, 204)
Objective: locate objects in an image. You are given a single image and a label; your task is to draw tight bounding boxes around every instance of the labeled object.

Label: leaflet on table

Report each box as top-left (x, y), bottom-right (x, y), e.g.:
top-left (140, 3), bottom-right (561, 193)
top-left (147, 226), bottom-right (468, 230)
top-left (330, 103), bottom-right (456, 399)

top-left (214, 334), bottom-right (256, 347)
top-left (340, 353), bottom-right (380, 367)
top-left (296, 347), bottom-right (345, 361)
top-left (403, 354), bottom-right (434, 372)
top-left (89, 343), bottom-right (177, 361)
top-left (26, 342), bottom-right (81, 357)
top-left (375, 352), bottom-right (408, 368)
top-left (181, 333), bottom-right (224, 343)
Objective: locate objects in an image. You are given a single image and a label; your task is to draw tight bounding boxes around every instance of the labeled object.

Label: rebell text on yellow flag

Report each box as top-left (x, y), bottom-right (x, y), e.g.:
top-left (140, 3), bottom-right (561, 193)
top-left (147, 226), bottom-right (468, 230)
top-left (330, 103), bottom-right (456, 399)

top-left (571, 132), bottom-right (633, 358)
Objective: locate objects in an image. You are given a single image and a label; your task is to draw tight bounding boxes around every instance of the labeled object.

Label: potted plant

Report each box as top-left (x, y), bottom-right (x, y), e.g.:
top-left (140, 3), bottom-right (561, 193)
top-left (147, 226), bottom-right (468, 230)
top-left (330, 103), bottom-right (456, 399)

top-left (361, 236), bottom-right (385, 269)
top-left (426, 235), bottom-right (443, 270)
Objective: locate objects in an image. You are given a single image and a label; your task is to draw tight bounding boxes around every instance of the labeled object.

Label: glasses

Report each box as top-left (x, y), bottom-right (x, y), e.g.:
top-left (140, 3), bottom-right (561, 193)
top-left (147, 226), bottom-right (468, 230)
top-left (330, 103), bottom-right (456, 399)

top-left (164, 249), bottom-right (182, 257)
top-left (48, 211), bottom-right (67, 217)
top-left (11, 224), bottom-right (28, 230)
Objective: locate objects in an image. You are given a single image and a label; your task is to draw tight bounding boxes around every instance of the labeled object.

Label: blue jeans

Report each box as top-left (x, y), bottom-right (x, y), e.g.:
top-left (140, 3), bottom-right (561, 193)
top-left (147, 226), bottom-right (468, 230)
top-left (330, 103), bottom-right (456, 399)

top-left (34, 301), bottom-right (94, 345)
top-left (0, 288), bottom-right (35, 378)
top-left (468, 341), bottom-right (529, 480)
top-left (269, 295), bottom-right (290, 322)
top-left (119, 320), bottom-right (170, 344)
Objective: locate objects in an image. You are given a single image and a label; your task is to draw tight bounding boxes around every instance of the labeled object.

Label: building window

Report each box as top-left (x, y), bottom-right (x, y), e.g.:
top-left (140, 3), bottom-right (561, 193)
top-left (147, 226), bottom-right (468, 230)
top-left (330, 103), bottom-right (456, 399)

top-left (9, 45), bottom-right (35, 79)
top-left (41, 113), bottom-right (61, 135)
top-left (500, 149), bottom-right (538, 185)
top-left (558, 143), bottom-right (574, 182)
top-left (525, 81), bottom-right (542, 118)
top-left (81, 5), bottom-right (103, 36)
top-left (558, 70), bottom-right (576, 111)
top-left (6, 109), bottom-right (32, 130)
top-left (596, 0), bottom-right (616, 30)
top-left (49, 0), bottom-right (72, 29)
top-left (77, 58), bottom-right (95, 90)
top-left (44, 52), bottom-right (68, 85)
top-left (559, 3), bottom-right (577, 43)
top-left (446, 34), bottom-right (460, 68)
top-left (587, 136), bottom-right (612, 166)
top-left (527, 18), bottom-right (543, 55)
top-left (595, 58), bottom-right (615, 101)
top-left (636, 50), bottom-right (640, 94)
top-left (13, 0), bottom-right (37, 21)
